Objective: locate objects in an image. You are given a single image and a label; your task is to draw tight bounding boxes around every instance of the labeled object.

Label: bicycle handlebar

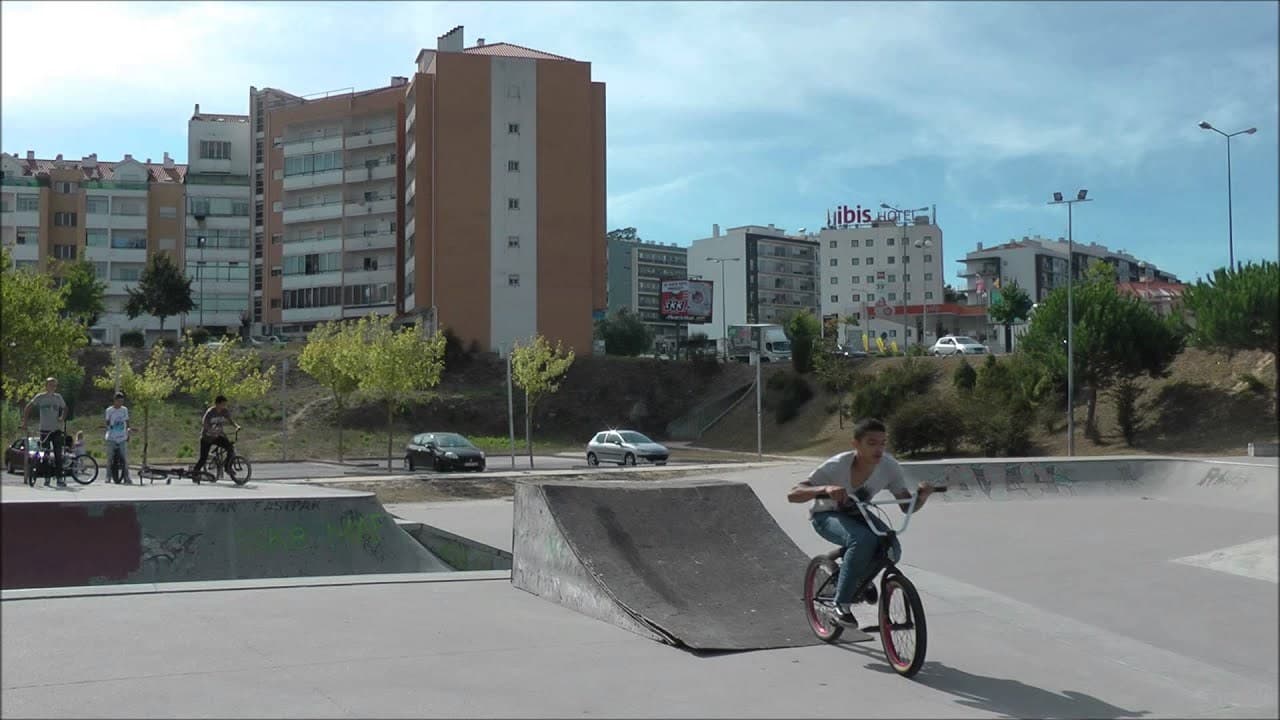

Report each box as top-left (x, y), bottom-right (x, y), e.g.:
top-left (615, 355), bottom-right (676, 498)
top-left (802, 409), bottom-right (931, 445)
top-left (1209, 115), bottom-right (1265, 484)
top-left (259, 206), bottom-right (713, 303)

top-left (814, 485), bottom-right (949, 537)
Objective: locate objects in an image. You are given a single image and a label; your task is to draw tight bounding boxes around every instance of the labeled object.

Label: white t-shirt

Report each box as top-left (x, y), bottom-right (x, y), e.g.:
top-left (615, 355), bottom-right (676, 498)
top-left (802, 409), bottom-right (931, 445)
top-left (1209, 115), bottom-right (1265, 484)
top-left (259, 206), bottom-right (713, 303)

top-left (105, 406), bottom-right (130, 443)
top-left (800, 450), bottom-right (909, 514)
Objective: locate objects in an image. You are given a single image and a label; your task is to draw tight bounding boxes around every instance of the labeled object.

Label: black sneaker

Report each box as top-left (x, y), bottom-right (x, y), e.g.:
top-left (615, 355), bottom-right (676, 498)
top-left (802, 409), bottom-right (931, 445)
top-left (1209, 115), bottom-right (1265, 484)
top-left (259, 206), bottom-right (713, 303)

top-left (833, 605), bottom-right (857, 625)
top-left (858, 585), bottom-right (878, 605)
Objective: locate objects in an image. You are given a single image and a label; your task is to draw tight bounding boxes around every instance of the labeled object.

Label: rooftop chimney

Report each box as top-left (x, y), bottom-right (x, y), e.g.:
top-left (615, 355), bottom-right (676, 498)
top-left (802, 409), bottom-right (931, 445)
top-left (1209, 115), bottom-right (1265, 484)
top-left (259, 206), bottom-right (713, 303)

top-left (437, 25), bottom-right (464, 52)
top-left (194, 103), bottom-right (200, 116)
top-left (123, 154), bottom-right (133, 162)
top-left (712, 223), bottom-right (720, 237)
top-left (26, 150), bottom-right (35, 161)
top-left (477, 37), bottom-right (485, 46)
top-left (55, 153), bottom-right (63, 161)
top-left (977, 242), bottom-right (983, 250)
top-left (163, 152), bottom-right (174, 168)
top-left (146, 158), bottom-right (152, 164)
top-left (390, 76), bottom-right (408, 87)
top-left (82, 153), bottom-right (97, 168)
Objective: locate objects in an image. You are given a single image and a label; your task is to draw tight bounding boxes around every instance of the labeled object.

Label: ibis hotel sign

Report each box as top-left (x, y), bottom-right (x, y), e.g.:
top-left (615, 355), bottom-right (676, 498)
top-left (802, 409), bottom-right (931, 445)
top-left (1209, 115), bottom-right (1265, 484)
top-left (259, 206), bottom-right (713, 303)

top-left (827, 204), bottom-right (929, 226)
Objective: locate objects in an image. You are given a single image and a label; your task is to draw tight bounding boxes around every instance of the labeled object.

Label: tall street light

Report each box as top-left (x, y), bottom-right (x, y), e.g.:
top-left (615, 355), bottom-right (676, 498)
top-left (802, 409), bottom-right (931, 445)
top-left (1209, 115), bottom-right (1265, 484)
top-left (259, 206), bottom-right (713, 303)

top-left (914, 236), bottom-right (933, 347)
top-left (196, 235), bottom-right (207, 328)
top-left (880, 204), bottom-right (928, 345)
top-left (1048, 189), bottom-right (1092, 457)
top-left (706, 256), bottom-right (740, 361)
top-left (1198, 121), bottom-right (1257, 269)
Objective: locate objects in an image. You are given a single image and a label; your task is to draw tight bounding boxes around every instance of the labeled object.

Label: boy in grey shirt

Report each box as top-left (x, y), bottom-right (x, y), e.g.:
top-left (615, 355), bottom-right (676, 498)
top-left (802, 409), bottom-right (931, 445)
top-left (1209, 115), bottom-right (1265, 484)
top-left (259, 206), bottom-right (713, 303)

top-left (23, 377), bottom-right (68, 487)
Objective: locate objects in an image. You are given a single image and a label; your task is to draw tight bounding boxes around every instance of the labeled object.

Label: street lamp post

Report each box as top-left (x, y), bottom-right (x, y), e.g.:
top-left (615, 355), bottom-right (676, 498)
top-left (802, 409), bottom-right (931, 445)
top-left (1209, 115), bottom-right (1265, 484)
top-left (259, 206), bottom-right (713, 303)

top-left (1048, 189), bottom-right (1092, 457)
top-left (196, 235), bottom-right (207, 328)
top-left (1198, 121), bottom-right (1257, 269)
top-left (706, 256), bottom-right (740, 361)
top-left (880, 204), bottom-right (928, 345)
top-left (914, 237), bottom-right (933, 347)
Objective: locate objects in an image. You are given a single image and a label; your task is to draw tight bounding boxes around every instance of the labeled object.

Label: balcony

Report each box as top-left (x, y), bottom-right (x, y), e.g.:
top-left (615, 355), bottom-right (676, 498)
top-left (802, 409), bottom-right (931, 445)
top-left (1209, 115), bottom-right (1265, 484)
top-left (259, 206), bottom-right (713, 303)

top-left (4, 241), bottom-right (38, 262)
top-left (405, 215), bottom-right (416, 240)
top-left (108, 213), bottom-right (147, 231)
top-left (198, 159), bottom-right (233, 174)
top-left (283, 306), bottom-right (342, 323)
top-left (283, 135), bottom-right (344, 158)
top-left (282, 201), bottom-right (343, 224)
top-left (284, 235), bottom-right (342, 256)
top-left (344, 197), bottom-right (396, 217)
top-left (344, 232), bottom-right (396, 252)
top-left (342, 268), bottom-right (395, 287)
top-left (282, 270), bottom-right (341, 290)
top-left (106, 280), bottom-right (140, 296)
top-left (345, 164), bottom-right (396, 184)
top-left (3, 209), bottom-right (38, 228)
top-left (345, 128), bottom-right (396, 150)
top-left (283, 169), bottom-right (344, 191)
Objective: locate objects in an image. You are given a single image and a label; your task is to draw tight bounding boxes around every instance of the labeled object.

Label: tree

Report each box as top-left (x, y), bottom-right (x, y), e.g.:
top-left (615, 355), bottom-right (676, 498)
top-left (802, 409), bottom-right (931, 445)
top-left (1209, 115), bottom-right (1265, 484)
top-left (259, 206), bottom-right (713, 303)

top-left (124, 253), bottom-right (195, 340)
top-left (173, 335), bottom-right (276, 406)
top-left (943, 285), bottom-right (964, 304)
top-left (1019, 263), bottom-right (1185, 439)
top-left (596, 308), bottom-right (653, 356)
top-left (1180, 260), bottom-right (1279, 414)
top-left (812, 335), bottom-right (858, 428)
top-left (606, 227), bottom-right (639, 242)
top-left (0, 248), bottom-right (87, 436)
top-left (298, 320), bottom-right (361, 462)
top-left (93, 344), bottom-right (178, 465)
top-left (841, 313), bottom-right (860, 346)
top-left (511, 334), bottom-right (576, 468)
top-left (336, 315), bottom-right (446, 470)
top-left (987, 279), bottom-right (1033, 353)
top-left (57, 259), bottom-right (107, 328)
top-left (784, 310), bottom-right (821, 373)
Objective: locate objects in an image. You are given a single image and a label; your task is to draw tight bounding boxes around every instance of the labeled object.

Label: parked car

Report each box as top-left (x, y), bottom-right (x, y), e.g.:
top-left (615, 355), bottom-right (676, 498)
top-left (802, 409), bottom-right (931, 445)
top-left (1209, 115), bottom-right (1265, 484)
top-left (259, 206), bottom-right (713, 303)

top-left (586, 429), bottom-right (669, 467)
top-left (405, 432), bottom-right (486, 472)
top-left (5, 436), bottom-right (41, 474)
top-left (930, 335), bottom-right (989, 356)
top-left (831, 344), bottom-right (868, 359)
top-left (249, 335), bottom-right (288, 348)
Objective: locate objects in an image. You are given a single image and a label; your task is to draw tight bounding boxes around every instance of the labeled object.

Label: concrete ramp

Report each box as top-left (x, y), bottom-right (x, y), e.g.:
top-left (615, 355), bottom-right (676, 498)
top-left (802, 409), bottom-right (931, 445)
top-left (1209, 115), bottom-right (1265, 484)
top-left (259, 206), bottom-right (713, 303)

top-left (1, 484), bottom-right (451, 590)
top-left (512, 479), bottom-right (822, 651)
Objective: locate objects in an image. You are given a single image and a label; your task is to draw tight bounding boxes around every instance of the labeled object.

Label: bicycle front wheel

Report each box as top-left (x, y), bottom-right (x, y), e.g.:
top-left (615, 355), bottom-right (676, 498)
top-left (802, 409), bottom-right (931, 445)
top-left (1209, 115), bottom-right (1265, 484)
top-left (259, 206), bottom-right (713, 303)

top-left (878, 573), bottom-right (928, 678)
top-left (229, 456), bottom-right (252, 485)
top-left (71, 455), bottom-right (99, 485)
top-left (803, 556), bottom-right (844, 642)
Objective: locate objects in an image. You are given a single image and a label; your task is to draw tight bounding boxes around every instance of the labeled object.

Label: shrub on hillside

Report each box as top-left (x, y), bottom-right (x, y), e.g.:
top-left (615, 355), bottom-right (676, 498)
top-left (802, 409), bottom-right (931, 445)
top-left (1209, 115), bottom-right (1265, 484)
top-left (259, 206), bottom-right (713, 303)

top-left (953, 359), bottom-right (977, 393)
top-left (121, 331), bottom-right (144, 348)
top-left (1112, 379), bottom-right (1143, 446)
top-left (774, 373), bottom-right (814, 424)
top-left (852, 359), bottom-right (937, 421)
top-left (187, 327), bottom-right (211, 346)
top-left (967, 410), bottom-right (1035, 457)
top-left (888, 397), bottom-right (964, 457)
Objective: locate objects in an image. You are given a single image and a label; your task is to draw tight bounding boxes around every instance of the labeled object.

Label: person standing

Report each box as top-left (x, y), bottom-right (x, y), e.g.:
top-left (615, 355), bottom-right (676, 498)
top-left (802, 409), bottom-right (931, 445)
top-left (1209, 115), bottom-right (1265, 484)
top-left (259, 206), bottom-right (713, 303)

top-left (104, 392), bottom-right (134, 484)
top-left (23, 377), bottom-right (68, 487)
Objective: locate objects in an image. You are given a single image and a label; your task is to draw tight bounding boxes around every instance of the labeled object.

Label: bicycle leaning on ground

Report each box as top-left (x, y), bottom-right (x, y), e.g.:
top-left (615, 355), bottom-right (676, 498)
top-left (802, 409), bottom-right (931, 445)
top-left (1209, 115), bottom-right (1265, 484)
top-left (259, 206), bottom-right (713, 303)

top-left (802, 484), bottom-right (947, 678)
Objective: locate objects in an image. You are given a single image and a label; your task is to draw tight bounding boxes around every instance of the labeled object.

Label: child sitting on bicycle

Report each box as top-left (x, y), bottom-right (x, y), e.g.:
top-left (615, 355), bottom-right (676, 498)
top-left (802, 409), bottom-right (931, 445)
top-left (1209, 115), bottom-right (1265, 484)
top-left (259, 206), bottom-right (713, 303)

top-left (71, 431), bottom-right (86, 458)
top-left (193, 395), bottom-right (241, 479)
top-left (104, 391), bottom-right (133, 484)
top-left (787, 417), bottom-right (935, 626)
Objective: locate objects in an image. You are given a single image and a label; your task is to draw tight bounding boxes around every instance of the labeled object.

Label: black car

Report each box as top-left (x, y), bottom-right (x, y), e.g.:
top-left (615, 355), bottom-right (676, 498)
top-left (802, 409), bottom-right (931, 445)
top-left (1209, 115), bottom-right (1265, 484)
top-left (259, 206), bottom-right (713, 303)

top-left (5, 436), bottom-right (42, 474)
top-left (405, 432), bottom-right (486, 472)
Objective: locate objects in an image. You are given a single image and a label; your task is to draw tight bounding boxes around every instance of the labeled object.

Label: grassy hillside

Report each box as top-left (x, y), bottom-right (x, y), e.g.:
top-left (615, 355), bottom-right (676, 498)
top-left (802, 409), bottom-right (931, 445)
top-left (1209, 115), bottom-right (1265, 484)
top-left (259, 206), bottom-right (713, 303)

top-left (697, 349), bottom-right (1278, 459)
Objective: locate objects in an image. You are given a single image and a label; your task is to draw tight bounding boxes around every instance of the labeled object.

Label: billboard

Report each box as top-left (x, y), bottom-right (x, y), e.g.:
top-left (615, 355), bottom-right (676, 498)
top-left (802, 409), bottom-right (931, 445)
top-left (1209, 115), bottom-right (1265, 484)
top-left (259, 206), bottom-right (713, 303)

top-left (660, 279), bottom-right (714, 323)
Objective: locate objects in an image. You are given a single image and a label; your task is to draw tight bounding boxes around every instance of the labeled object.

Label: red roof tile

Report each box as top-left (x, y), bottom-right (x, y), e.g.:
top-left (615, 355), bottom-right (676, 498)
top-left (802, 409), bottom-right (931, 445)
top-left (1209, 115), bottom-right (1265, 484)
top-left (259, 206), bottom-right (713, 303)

top-left (3, 155), bottom-right (187, 183)
top-left (463, 41), bottom-right (577, 63)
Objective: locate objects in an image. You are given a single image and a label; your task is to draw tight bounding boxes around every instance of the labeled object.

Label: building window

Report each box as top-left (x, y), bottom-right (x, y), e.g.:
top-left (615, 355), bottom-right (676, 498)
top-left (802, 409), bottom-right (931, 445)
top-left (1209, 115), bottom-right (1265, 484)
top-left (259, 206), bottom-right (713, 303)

top-left (508, 123), bottom-right (520, 134)
top-left (925, 292), bottom-right (934, 300)
top-left (507, 84), bottom-right (521, 99)
top-left (829, 276), bottom-right (838, 285)
top-left (851, 294), bottom-right (861, 302)
top-left (86, 229), bottom-right (108, 247)
top-left (903, 273), bottom-right (911, 282)
top-left (200, 140), bottom-right (232, 160)
top-left (865, 257), bottom-right (874, 265)
top-left (830, 294), bottom-right (838, 303)
top-left (508, 198), bottom-right (519, 210)
top-left (270, 298), bottom-right (280, 309)
top-left (925, 272), bottom-right (933, 281)
top-left (508, 274), bottom-right (520, 287)
top-left (887, 237), bottom-right (895, 246)
top-left (902, 256), bottom-right (910, 264)
top-left (924, 254), bottom-right (933, 262)
top-left (887, 256), bottom-right (895, 264)
top-left (888, 274), bottom-right (896, 283)
top-left (270, 266), bottom-right (282, 277)
top-left (865, 275), bottom-right (874, 283)
top-left (507, 235), bottom-right (520, 248)
top-left (508, 160), bottom-right (520, 172)
top-left (888, 292), bottom-right (897, 301)
top-left (16, 195), bottom-right (40, 211)
top-left (923, 235), bottom-right (933, 244)
top-left (85, 196), bottom-right (108, 214)
top-left (829, 258), bottom-right (837, 267)
top-left (866, 239), bottom-right (874, 247)
top-left (866, 293), bottom-right (875, 301)
top-left (851, 258), bottom-right (860, 265)
top-left (255, 139), bottom-right (264, 163)
top-left (828, 240), bottom-right (837, 249)
top-left (54, 211), bottom-right (77, 227)
top-left (55, 181), bottom-right (77, 194)
top-left (159, 206), bottom-right (177, 219)
top-left (849, 239), bottom-right (859, 248)
top-left (52, 244), bottom-right (76, 260)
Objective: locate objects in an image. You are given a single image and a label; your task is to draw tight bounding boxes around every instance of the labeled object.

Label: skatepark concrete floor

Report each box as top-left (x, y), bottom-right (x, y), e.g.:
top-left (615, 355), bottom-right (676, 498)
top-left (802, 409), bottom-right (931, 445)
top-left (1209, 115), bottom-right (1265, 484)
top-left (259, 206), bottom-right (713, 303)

top-left (3, 463), bottom-right (1276, 718)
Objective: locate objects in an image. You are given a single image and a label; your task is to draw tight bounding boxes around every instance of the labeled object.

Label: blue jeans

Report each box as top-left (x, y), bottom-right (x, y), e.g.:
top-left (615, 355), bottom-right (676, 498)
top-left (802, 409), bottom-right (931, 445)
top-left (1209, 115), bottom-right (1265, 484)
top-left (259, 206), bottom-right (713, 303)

top-left (811, 511), bottom-right (902, 605)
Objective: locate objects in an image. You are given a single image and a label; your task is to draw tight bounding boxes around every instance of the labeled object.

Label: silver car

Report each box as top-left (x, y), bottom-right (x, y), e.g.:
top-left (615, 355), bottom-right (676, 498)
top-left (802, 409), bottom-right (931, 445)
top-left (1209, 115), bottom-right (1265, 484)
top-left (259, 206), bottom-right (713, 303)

top-left (586, 429), bottom-right (669, 467)
top-left (930, 335), bottom-right (989, 356)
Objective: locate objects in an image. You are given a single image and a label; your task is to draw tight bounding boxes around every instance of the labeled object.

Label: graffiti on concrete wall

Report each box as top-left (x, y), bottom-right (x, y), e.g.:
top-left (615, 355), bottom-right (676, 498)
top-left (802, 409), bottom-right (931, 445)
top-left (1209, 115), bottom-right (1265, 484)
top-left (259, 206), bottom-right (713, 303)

top-left (1196, 466), bottom-right (1254, 490)
top-left (234, 510), bottom-right (389, 556)
top-left (140, 532), bottom-right (203, 573)
top-left (914, 460), bottom-right (1144, 502)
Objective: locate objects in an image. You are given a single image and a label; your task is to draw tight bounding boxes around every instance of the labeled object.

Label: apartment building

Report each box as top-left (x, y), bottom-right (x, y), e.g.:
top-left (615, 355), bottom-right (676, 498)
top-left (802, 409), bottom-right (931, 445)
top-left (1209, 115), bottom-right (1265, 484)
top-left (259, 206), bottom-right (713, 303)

top-left (957, 235), bottom-right (1181, 304)
top-left (402, 26), bottom-right (606, 356)
top-left (817, 207), bottom-right (946, 346)
top-left (186, 105), bottom-right (253, 333)
top-left (249, 83), bottom-right (404, 334)
top-left (606, 235), bottom-right (688, 354)
top-left (1, 150), bottom-right (187, 343)
top-left (685, 224), bottom-right (820, 350)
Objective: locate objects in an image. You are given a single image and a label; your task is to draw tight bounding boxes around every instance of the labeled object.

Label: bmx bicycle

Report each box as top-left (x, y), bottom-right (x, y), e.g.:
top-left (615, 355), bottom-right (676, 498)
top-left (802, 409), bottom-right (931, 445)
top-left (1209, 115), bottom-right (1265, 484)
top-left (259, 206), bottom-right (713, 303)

top-left (802, 484), bottom-right (947, 678)
top-left (106, 439), bottom-right (130, 484)
top-left (136, 437), bottom-right (216, 485)
top-left (22, 428), bottom-right (99, 486)
top-left (206, 427), bottom-right (252, 485)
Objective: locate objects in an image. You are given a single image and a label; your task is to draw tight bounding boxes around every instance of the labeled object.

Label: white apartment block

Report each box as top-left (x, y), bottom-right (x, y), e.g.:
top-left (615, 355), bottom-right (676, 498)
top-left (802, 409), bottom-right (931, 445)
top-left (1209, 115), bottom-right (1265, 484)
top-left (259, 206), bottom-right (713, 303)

top-left (818, 211), bottom-right (945, 346)
top-left (957, 234), bottom-right (1181, 305)
top-left (186, 105), bottom-right (253, 332)
top-left (686, 224), bottom-right (820, 348)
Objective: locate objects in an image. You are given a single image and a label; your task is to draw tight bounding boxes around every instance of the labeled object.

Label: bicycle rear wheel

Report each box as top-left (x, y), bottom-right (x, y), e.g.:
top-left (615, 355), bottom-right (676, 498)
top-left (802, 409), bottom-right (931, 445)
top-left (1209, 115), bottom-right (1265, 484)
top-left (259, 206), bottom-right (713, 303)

top-left (803, 556), bottom-right (844, 642)
top-left (70, 455), bottom-right (99, 485)
top-left (878, 572), bottom-right (928, 678)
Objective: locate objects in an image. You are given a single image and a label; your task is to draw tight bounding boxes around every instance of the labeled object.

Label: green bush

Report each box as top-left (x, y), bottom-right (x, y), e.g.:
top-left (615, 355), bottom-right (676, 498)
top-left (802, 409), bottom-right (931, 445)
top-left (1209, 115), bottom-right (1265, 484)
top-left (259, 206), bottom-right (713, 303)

top-left (1112, 379), bottom-right (1143, 446)
top-left (906, 343), bottom-right (928, 357)
top-left (774, 373), bottom-right (814, 424)
top-left (156, 337), bottom-right (180, 350)
top-left (953, 359), bottom-right (977, 393)
top-left (187, 327), bottom-right (211, 345)
top-left (54, 365), bottom-right (86, 419)
top-left (121, 331), bottom-right (144, 348)
top-left (852, 359), bottom-right (937, 421)
top-left (888, 397), bottom-right (965, 457)
top-left (967, 410), bottom-right (1035, 457)
top-left (766, 372), bottom-right (788, 391)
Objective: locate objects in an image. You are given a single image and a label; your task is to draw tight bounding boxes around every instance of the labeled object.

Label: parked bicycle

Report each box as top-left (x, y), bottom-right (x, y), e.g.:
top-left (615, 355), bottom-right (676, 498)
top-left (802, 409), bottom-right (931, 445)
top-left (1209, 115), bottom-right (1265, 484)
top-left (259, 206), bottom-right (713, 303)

top-left (23, 429), bottom-right (98, 486)
top-left (802, 484), bottom-right (947, 678)
top-left (136, 437), bottom-right (215, 485)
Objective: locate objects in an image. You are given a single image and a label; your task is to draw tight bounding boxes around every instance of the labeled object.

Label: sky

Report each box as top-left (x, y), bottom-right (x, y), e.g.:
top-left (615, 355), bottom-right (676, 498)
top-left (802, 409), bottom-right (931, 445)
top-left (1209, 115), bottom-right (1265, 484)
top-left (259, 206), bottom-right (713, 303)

top-left (3, 1), bottom-right (1277, 285)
